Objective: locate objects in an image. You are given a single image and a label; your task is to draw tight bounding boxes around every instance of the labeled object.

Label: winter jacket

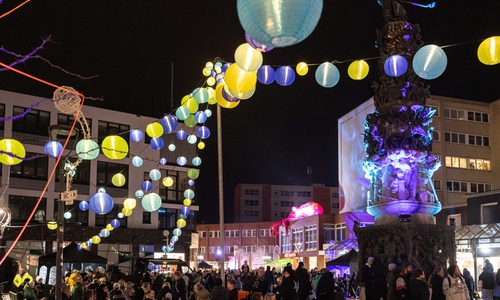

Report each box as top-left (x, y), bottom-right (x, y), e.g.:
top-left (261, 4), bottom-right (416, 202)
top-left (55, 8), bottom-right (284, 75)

top-left (280, 275), bottom-right (298, 300)
top-left (209, 286), bottom-right (228, 300)
top-left (411, 277), bottom-right (430, 300)
top-left (195, 288), bottom-right (210, 300)
top-left (443, 275), bottom-right (470, 300)
top-left (429, 274), bottom-right (445, 300)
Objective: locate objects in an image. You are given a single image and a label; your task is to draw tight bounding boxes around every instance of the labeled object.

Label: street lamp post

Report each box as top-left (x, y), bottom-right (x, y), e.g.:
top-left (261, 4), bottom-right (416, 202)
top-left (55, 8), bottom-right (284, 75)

top-left (233, 245), bottom-right (238, 270)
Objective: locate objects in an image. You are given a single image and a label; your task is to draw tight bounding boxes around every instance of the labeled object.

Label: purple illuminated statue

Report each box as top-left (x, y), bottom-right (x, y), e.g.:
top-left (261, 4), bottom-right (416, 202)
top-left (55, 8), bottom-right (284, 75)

top-left (363, 0), bottom-right (442, 225)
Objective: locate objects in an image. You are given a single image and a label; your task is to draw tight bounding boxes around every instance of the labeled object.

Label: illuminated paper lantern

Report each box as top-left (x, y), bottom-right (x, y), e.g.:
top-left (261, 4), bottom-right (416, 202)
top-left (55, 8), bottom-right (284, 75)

top-left (159, 114), bottom-right (178, 133)
top-left (123, 198), bottom-right (136, 209)
top-left (237, 0), bottom-right (323, 47)
top-left (112, 173), bottom-right (126, 187)
top-left (184, 115), bottom-right (197, 128)
top-left (146, 122), bottom-right (164, 138)
top-left (130, 129), bottom-right (143, 142)
top-left (176, 130), bottom-right (187, 140)
top-left (296, 62), bottom-right (309, 76)
top-left (184, 189), bottom-right (195, 200)
top-left (102, 135), bottom-right (128, 160)
top-left (47, 221), bottom-right (57, 230)
top-left (188, 179), bottom-right (194, 186)
top-left (206, 87), bottom-right (217, 105)
top-left (192, 157), bottom-right (202, 166)
top-left (195, 111), bottom-right (207, 124)
top-left (171, 236), bottom-right (179, 243)
top-left (150, 137), bottom-right (164, 150)
top-left (275, 66), bottom-right (296, 86)
top-left (79, 201), bottom-right (89, 211)
top-left (224, 84), bottom-right (256, 100)
top-left (132, 156), bottom-right (143, 167)
top-left (64, 212), bottom-right (72, 219)
top-left (110, 219), bottom-right (120, 228)
top-left (177, 219), bottom-right (187, 228)
top-left (117, 212), bottom-right (124, 218)
top-left (76, 139), bottom-right (99, 160)
top-left (122, 207), bottom-right (133, 217)
top-left (205, 109), bottom-right (212, 117)
top-left (175, 106), bottom-right (190, 121)
top-left (162, 176), bottom-right (174, 187)
top-left (197, 126), bottom-right (210, 139)
top-left (44, 141), bottom-right (63, 158)
top-left (135, 190), bottom-right (144, 198)
top-left (183, 199), bottom-right (192, 206)
top-left (224, 63), bottom-right (257, 93)
top-left (106, 224), bottom-right (114, 231)
top-left (235, 43), bottom-right (263, 72)
top-left (100, 228), bottom-right (111, 237)
top-left (168, 144), bottom-right (176, 151)
top-left (216, 84), bottom-right (240, 109)
top-left (0, 138), bottom-right (26, 165)
top-left (141, 180), bottom-right (153, 192)
top-left (315, 62), bottom-right (340, 88)
top-left (384, 55), bottom-right (407, 77)
top-left (181, 206), bottom-right (191, 215)
top-left (193, 87), bottom-right (209, 104)
top-left (89, 191), bottom-right (114, 215)
top-left (173, 228), bottom-right (182, 236)
top-left (187, 135), bottom-right (197, 144)
top-left (159, 158), bottom-right (167, 165)
top-left (478, 37), bottom-right (500, 65)
top-left (257, 65), bottom-right (275, 85)
top-left (198, 142), bottom-right (205, 150)
top-left (92, 236), bottom-right (101, 244)
top-left (149, 169), bottom-right (161, 181)
top-left (177, 156), bottom-right (187, 166)
top-left (187, 169), bottom-right (200, 180)
top-left (179, 214), bottom-right (187, 220)
top-left (348, 60), bottom-right (369, 80)
top-left (181, 95), bottom-right (199, 114)
top-left (142, 193), bottom-right (162, 212)
top-left (245, 32), bottom-right (274, 52)
top-left (413, 45), bottom-right (447, 80)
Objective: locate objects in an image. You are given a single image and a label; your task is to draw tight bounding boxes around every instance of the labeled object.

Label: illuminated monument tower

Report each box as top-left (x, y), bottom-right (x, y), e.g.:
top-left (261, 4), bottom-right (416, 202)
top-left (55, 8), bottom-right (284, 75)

top-left (354, 0), bottom-right (456, 272)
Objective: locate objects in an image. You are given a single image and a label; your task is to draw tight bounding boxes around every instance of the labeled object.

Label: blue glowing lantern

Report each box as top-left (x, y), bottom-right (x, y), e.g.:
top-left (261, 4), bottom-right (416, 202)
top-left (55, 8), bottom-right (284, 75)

top-left (257, 65), bottom-right (275, 85)
top-left (184, 189), bottom-right (195, 200)
top-left (176, 130), bottom-right (187, 140)
top-left (177, 156), bottom-right (187, 166)
top-left (187, 179), bottom-right (195, 186)
top-left (162, 245), bottom-right (168, 253)
top-left (159, 158), bottom-right (167, 165)
top-left (384, 55), bottom-right (408, 77)
top-left (175, 106), bottom-right (190, 121)
top-left (79, 201), bottom-right (89, 211)
top-left (44, 141), bottom-right (63, 158)
top-left (89, 191), bottom-right (114, 215)
top-left (413, 45), bottom-right (447, 80)
top-left (77, 244), bottom-right (83, 250)
top-left (100, 228), bottom-right (110, 238)
top-left (130, 129), bottom-right (144, 142)
top-left (180, 206), bottom-right (191, 215)
top-left (205, 109), bottom-right (212, 118)
top-left (187, 135), bottom-right (197, 144)
top-left (275, 66), bottom-right (296, 86)
top-left (194, 111), bottom-right (207, 124)
top-left (150, 137), bottom-right (164, 150)
top-left (245, 32), bottom-right (274, 52)
top-left (166, 246), bottom-right (174, 252)
top-left (237, 0), bottom-right (323, 47)
top-left (142, 192), bottom-right (162, 212)
top-left (149, 169), bottom-right (161, 181)
top-left (171, 236), bottom-right (179, 243)
top-left (141, 180), bottom-right (153, 192)
top-left (64, 212), bottom-right (72, 219)
top-left (76, 139), bottom-right (99, 160)
top-left (110, 219), bottom-right (121, 228)
top-left (192, 157), bottom-right (202, 166)
top-left (197, 126), bottom-right (210, 139)
top-left (315, 62), bottom-right (340, 88)
top-left (173, 228), bottom-right (182, 236)
top-left (221, 63), bottom-right (231, 75)
top-left (168, 144), bottom-right (176, 151)
top-left (179, 214), bottom-right (188, 220)
top-left (132, 156), bottom-right (143, 167)
top-left (159, 114), bottom-right (178, 133)
top-left (135, 190), bottom-right (144, 198)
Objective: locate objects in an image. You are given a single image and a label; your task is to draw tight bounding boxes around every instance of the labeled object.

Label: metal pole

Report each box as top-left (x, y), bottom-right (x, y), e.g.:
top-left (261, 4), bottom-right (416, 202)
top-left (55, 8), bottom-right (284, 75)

top-left (55, 160), bottom-right (65, 300)
top-left (217, 104), bottom-right (225, 283)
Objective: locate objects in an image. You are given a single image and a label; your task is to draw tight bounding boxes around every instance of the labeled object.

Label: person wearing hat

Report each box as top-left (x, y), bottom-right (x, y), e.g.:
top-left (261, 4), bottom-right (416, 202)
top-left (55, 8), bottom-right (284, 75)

top-left (280, 266), bottom-right (298, 300)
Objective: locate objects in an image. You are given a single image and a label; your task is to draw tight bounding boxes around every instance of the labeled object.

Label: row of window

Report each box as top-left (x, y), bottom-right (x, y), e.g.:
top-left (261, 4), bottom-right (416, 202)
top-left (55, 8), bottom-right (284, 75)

top-left (444, 132), bottom-right (490, 147)
top-left (244, 189), bottom-right (259, 195)
top-left (244, 200), bottom-right (259, 206)
top-left (445, 180), bottom-right (492, 193)
top-left (443, 108), bottom-right (489, 123)
top-left (203, 246), bottom-right (275, 255)
top-left (202, 229), bottom-right (272, 238)
top-left (445, 156), bottom-right (491, 171)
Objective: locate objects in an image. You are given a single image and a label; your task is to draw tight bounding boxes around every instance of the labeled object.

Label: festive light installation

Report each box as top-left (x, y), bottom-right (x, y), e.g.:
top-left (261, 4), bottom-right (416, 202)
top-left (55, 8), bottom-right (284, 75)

top-left (270, 202), bottom-right (323, 236)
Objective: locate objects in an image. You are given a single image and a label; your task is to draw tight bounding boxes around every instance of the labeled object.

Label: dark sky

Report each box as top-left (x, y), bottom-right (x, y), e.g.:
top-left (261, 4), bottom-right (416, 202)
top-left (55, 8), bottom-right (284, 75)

top-left (0, 0), bottom-right (499, 224)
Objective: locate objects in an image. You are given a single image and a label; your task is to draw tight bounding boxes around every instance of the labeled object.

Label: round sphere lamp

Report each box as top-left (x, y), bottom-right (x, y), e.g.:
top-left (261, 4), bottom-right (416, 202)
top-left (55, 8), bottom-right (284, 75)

top-left (315, 62), bottom-right (340, 88)
top-left (89, 191), bottom-right (114, 215)
top-left (0, 138), bottom-right (26, 165)
top-left (101, 135), bottom-right (128, 160)
top-left (348, 60), bottom-right (369, 80)
top-left (76, 139), bottom-right (99, 160)
top-left (257, 65), bottom-right (275, 85)
top-left (384, 55), bottom-right (408, 77)
top-left (413, 45), bottom-right (447, 80)
top-left (159, 114), bottom-right (178, 133)
top-left (235, 43), bottom-right (263, 72)
top-left (478, 37), bottom-right (500, 65)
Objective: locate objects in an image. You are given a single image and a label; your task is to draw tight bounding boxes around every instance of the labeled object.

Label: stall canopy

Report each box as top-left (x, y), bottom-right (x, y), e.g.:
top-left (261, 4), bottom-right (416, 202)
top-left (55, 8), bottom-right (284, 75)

top-left (38, 242), bottom-right (107, 266)
top-left (198, 261), bottom-right (213, 269)
top-left (326, 249), bottom-right (358, 267)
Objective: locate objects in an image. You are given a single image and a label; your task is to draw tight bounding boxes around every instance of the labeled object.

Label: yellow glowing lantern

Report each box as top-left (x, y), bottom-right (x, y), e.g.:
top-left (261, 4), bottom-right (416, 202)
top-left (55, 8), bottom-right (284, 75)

top-left (146, 122), bottom-right (164, 138)
top-left (296, 62), bottom-right (309, 76)
top-left (162, 176), bottom-right (174, 187)
top-left (224, 85), bottom-right (256, 100)
top-left (235, 43), bottom-right (263, 72)
top-left (478, 36), bottom-right (500, 65)
top-left (224, 63), bottom-right (257, 93)
top-left (81, 242), bottom-right (88, 249)
top-left (216, 83), bottom-right (240, 109)
top-left (0, 138), bottom-right (26, 165)
top-left (181, 95), bottom-right (199, 114)
top-left (206, 77), bottom-right (216, 86)
top-left (198, 142), bottom-right (205, 150)
top-left (348, 60), bottom-right (369, 80)
top-left (47, 221), bottom-right (57, 230)
top-left (122, 207), bottom-right (133, 217)
top-left (177, 219), bottom-right (187, 228)
top-left (123, 198), bottom-right (136, 209)
top-left (112, 173), bottom-right (126, 187)
top-left (183, 199), bottom-right (192, 206)
top-left (106, 224), bottom-right (114, 231)
top-left (206, 87), bottom-right (217, 105)
top-left (92, 235), bottom-right (101, 244)
top-left (202, 68), bottom-right (211, 76)
top-left (102, 135), bottom-right (128, 160)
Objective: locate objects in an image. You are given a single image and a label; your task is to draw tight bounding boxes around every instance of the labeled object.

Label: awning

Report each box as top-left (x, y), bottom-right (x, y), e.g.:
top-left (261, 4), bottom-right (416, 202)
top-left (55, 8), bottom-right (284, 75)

top-left (326, 249), bottom-right (358, 267)
top-left (325, 239), bottom-right (358, 252)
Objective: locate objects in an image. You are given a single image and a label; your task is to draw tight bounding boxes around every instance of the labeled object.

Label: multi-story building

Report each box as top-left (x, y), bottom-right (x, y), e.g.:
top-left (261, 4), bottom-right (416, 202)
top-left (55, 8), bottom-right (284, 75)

top-left (234, 183), bottom-right (340, 223)
top-left (0, 89), bottom-right (199, 277)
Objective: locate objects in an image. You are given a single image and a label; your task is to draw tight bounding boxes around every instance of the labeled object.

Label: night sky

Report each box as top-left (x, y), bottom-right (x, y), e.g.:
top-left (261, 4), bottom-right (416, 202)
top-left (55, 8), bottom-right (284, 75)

top-left (0, 0), bottom-right (499, 224)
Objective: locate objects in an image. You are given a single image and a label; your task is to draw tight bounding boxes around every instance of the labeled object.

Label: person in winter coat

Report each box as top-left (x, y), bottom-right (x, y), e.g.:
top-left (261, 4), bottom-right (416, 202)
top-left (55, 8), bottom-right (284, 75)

top-left (71, 277), bottom-right (84, 300)
top-left (280, 266), bottom-right (298, 300)
top-left (314, 269), bottom-right (325, 295)
top-left (23, 281), bottom-right (37, 300)
top-left (395, 263), bottom-right (412, 300)
top-left (479, 267), bottom-right (496, 300)
top-left (387, 264), bottom-right (399, 300)
top-left (443, 265), bottom-right (470, 300)
top-left (193, 283), bottom-right (210, 300)
top-left (209, 278), bottom-right (227, 300)
top-left (410, 269), bottom-right (430, 300)
top-left (250, 267), bottom-right (269, 297)
top-left (371, 256), bottom-right (388, 300)
top-left (265, 266), bottom-right (275, 294)
top-left (463, 269), bottom-right (475, 300)
top-left (226, 279), bottom-right (239, 300)
top-left (157, 282), bottom-right (172, 300)
top-left (316, 270), bottom-right (335, 300)
top-left (172, 272), bottom-right (187, 300)
top-left (428, 267), bottom-right (445, 300)
top-left (295, 262), bottom-right (311, 300)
